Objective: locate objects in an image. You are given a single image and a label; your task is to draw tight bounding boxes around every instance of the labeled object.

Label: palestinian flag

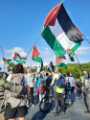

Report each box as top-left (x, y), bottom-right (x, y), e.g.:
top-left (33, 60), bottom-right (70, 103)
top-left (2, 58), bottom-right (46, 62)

top-left (56, 56), bottom-right (65, 64)
top-left (32, 46), bottom-right (42, 63)
top-left (56, 56), bottom-right (67, 68)
top-left (42, 4), bottom-right (83, 60)
top-left (13, 52), bottom-right (27, 60)
top-left (13, 52), bottom-right (26, 64)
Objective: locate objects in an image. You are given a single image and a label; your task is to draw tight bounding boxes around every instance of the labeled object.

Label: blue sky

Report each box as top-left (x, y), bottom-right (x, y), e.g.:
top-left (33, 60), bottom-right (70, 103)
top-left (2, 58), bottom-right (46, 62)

top-left (0, 0), bottom-right (90, 67)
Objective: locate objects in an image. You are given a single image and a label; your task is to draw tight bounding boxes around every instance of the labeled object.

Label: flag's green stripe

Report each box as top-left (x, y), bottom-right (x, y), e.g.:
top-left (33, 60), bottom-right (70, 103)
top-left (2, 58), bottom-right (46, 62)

top-left (71, 42), bottom-right (81, 54)
top-left (15, 59), bottom-right (26, 64)
top-left (42, 27), bottom-right (66, 57)
top-left (7, 61), bottom-right (14, 65)
top-left (32, 57), bottom-right (42, 63)
top-left (56, 63), bottom-right (67, 68)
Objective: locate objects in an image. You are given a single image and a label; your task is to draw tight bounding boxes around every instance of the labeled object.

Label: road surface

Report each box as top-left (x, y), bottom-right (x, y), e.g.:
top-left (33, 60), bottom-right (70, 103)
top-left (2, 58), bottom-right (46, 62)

top-left (0, 97), bottom-right (90, 120)
top-left (26, 98), bottom-right (90, 120)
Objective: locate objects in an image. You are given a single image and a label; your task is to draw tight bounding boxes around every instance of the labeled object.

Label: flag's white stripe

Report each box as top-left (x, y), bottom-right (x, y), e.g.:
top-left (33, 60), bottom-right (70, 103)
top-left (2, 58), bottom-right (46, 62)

top-left (57, 32), bottom-right (75, 50)
top-left (50, 20), bottom-right (62, 37)
top-left (50, 20), bottom-right (75, 50)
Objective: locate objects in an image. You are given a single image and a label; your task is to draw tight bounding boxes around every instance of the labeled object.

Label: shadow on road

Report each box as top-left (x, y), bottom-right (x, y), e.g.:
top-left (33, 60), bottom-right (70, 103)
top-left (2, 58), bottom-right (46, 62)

top-left (31, 102), bottom-right (55, 120)
top-left (27, 96), bottom-right (55, 120)
top-left (31, 110), bottom-right (49, 120)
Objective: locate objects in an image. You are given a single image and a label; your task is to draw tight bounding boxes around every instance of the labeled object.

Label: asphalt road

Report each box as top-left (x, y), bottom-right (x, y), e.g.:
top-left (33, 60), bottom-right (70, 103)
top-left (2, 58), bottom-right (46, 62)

top-left (0, 97), bottom-right (90, 120)
top-left (26, 98), bottom-right (90, 120)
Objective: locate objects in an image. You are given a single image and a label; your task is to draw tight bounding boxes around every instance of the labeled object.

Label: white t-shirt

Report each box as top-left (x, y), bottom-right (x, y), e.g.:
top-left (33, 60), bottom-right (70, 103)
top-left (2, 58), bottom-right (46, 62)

top-left (6, 73), bottom-right (12, 82)
top-left (66, 76), bottom-right (75, 87)
top-left (26, 74), bottom-right (34, 87)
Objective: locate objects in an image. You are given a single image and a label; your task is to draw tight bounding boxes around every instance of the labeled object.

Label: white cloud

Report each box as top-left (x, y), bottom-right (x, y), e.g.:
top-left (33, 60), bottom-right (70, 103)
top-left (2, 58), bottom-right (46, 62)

top-left (7, 47), bottom-right (28, 58)
top-left (76, 47), bottom-right (90, 55)
top-left (0, 60), bottom-right (4, 65)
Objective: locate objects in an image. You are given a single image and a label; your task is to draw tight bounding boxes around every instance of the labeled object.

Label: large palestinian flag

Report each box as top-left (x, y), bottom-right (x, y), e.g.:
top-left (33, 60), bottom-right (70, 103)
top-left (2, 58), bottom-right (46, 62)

top-left (42, 4), bottom-right (83, 60)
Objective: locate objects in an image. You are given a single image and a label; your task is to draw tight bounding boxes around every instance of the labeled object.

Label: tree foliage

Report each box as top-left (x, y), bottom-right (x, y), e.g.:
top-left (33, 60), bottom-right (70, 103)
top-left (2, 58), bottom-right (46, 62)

top-left (58, 62), bottom-right (90, 78)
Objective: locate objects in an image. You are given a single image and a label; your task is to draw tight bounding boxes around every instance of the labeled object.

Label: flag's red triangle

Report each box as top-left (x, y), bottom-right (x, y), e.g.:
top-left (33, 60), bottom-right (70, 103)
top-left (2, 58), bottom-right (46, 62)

top-left (32, 46), bottom-right (40, 58)
top-left (44, 5), bottom-right (61, 27)
top-left (56, 56), bottom-right (65, 64)
top-left (13, 52), bottom-right (21, 59)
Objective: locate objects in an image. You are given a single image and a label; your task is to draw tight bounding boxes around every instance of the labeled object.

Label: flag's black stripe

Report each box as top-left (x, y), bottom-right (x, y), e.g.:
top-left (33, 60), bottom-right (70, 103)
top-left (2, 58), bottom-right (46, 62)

top-left (57, 4), bottom-right (83, 43)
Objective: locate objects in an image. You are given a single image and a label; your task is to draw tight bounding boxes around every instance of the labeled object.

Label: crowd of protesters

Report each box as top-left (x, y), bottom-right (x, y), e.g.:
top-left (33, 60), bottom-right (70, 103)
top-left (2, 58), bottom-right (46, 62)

top-left (0, 63), bottom-right (90, 120)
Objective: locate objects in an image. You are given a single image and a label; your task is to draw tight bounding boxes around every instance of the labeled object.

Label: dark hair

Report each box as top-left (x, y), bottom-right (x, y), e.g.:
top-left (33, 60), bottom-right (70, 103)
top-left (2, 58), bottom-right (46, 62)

top-left (13, 64), bottom-right (24, 73)
top-left (67, 72), bottom-right (70, 76)
top-left (46, 72), bottom-right (49, 76)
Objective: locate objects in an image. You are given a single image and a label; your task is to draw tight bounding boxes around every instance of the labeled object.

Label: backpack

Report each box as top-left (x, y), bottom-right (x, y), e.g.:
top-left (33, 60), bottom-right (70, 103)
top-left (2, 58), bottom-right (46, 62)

top-left (55, 75), bottom-right (65, 88)
top-left (65, 82), bottom-right (71, 91)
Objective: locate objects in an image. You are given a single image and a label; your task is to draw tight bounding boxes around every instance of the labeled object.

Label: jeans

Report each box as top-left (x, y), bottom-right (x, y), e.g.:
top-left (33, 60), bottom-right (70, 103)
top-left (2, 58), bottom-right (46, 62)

top-left (71, 87), bottom-right (75, 103)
